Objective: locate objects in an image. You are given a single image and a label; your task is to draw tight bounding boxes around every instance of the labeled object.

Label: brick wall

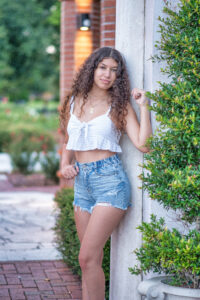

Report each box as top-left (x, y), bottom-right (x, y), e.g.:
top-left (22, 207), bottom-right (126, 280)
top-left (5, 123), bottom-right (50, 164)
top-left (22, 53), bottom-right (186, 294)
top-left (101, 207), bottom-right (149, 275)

top-left (92, 0), bottom-right (101, 50)
top-left (60, 0), bottom-right (76, 103)
top-left (100, 0), bottom-right (116, 47)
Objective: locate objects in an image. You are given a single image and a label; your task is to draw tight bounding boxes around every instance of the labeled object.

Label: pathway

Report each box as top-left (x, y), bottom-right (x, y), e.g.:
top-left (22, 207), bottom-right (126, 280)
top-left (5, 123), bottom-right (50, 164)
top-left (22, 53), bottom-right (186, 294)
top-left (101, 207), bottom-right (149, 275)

top-left (0, 260), bottom-right (82, 299)
top-left (0, 170), bottom-right (82, 299)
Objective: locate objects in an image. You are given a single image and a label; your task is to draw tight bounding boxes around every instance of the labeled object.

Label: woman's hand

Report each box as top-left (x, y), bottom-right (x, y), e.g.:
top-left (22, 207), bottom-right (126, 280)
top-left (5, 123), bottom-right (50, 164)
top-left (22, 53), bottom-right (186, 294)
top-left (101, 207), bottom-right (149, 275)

top-left (131, 88), bottom-right (148, 107)
top-left (61, 164), bottom-right (79, 179)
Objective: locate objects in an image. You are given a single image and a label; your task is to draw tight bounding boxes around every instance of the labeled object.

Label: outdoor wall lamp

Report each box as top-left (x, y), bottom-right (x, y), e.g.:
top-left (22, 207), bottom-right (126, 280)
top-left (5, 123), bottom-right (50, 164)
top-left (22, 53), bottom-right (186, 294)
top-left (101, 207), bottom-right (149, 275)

top-left (77, 13), bottom-right (91, 31)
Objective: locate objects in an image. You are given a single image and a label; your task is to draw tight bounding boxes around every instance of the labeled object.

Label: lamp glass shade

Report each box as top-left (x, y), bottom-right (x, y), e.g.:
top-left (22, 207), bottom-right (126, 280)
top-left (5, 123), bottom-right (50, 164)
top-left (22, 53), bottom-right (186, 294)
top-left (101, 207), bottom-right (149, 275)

top-left (77, 13), bottom-right (91, 31)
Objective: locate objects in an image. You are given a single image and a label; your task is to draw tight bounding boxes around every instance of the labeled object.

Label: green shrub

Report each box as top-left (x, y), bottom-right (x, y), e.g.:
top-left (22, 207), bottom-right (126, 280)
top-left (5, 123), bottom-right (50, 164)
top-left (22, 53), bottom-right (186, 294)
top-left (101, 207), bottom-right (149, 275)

top-left (9, 130), bottom-right (55, 174)
top-left (129, 215), bottom-right (200, 288)
top-left (0, 101), bottom-right (59, 138)
top-left (142, 0), bottom-right (200, 224)
top-left (40, 151), bottom-right (60, 183)
top-left (0, 129), bottom-right (12, 152)
top-left (130, 0), bottom-right (200, 289)
top-left (54, 188), bottom-right (110, 299)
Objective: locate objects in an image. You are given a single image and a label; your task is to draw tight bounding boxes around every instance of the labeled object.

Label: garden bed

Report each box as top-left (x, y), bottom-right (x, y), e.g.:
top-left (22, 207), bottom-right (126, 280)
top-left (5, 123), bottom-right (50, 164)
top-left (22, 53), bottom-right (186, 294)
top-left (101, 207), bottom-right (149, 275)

top-left (7, 172), bottom-right (56, 187)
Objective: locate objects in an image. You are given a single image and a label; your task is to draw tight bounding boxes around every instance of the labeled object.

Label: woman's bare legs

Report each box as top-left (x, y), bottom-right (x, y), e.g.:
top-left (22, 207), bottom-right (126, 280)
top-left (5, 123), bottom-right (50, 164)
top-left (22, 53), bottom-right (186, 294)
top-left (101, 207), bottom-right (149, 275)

top-left (74, 207), bottom-right (91, 300)
top-left (74, 208), bottom-right (104, 300)
top-left (78, 206), bottom-right (126, 300)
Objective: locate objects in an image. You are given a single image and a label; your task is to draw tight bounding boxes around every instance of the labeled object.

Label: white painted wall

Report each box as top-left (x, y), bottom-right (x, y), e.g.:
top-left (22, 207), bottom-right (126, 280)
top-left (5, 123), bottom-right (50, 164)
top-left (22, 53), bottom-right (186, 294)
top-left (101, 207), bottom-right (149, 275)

top-left (110, 0), bottom-right (180, 299)
top-left (110, 1), bottom-right (145, 299)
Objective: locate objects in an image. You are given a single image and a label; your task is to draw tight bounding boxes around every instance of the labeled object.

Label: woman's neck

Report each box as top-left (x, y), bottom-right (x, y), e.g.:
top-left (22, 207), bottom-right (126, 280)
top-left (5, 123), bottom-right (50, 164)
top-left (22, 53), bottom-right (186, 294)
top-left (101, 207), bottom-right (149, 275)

top-left (89, 86), bottom-right (109, 101)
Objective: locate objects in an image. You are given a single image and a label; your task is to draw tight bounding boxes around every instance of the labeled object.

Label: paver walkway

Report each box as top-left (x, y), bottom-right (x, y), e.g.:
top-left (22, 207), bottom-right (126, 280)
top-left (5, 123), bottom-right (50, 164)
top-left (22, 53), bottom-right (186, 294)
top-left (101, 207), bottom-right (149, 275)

top-left (0, 191), bottom-right (61, 261)
top-left (0, 260), bottom-right (82, 299)
top-left (0, 172), bottom-right (82, 299)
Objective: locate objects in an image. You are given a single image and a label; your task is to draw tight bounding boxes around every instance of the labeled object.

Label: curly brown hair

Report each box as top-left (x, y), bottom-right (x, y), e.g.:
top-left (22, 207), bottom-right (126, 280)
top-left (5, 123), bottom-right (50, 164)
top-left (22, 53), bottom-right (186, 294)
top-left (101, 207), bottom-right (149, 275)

top-left (60, 47), bottom-right (131, 133)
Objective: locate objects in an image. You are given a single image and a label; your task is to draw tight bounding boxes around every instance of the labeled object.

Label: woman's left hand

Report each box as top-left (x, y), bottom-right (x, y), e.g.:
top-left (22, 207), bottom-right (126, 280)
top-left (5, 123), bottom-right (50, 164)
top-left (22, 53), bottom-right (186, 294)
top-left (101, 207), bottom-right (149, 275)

top-left (131, 88), bottom-right (148, 107)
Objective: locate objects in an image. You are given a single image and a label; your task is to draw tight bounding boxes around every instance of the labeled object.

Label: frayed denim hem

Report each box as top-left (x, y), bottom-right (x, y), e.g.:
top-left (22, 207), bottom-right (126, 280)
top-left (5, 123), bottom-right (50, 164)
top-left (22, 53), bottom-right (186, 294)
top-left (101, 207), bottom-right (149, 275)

top-left (73, 201), bottom-right (132, 215)
top-left (101, 202), bottom-right (131, 210)
top-left (73, 202), bottom-right (92, 214)
top-left (92, 202), bottom-right (132, 212)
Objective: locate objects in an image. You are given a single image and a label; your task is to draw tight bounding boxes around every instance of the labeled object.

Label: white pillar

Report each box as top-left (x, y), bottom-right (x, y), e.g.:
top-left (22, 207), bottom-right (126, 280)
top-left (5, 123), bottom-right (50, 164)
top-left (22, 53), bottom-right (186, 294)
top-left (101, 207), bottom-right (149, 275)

top-left (110, 1), bottom-right (145, 299)
top-left (110, 1), bottom-right (181, 299)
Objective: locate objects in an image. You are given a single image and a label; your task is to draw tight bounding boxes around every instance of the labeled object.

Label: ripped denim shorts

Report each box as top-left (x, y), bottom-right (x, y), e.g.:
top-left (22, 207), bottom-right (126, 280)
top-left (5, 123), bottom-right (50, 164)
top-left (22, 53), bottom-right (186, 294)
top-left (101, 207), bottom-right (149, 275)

top-left (73, 154), bottom-right (131, 214)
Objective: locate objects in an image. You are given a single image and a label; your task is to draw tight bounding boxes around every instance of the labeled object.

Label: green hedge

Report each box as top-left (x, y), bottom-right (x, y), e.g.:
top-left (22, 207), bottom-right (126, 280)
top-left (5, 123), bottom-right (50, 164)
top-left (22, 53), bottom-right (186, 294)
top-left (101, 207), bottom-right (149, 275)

top-left (0, 129), bottom-right (12, 152)
top-left (54, 188), bottom-right (110, 299)
top-left (0, 101), bottom-right (59, 137)
top-left (0, 101), bottom-right (59, 178)
top-left (8, 129), bottom-right (56, 174)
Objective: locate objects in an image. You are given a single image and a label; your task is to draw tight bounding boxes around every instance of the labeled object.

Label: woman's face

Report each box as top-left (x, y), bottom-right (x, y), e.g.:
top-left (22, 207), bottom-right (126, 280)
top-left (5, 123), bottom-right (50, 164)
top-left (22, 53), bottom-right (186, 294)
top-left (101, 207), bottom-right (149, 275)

top-left (93, 58), bottom-right (118, 90)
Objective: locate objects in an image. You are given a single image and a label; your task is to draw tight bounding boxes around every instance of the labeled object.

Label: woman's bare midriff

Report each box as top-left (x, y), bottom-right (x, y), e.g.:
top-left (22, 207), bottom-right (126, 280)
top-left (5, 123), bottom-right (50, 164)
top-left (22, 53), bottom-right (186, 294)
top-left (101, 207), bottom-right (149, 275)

top-left (74, 149), bottom-right (116, 163)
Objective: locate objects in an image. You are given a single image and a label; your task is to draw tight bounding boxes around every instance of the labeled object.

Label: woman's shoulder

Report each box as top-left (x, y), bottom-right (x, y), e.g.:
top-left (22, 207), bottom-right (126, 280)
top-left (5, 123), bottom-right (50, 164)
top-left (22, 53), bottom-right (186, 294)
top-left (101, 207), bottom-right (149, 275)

top-left (72, 94), bottom-right (83, 104)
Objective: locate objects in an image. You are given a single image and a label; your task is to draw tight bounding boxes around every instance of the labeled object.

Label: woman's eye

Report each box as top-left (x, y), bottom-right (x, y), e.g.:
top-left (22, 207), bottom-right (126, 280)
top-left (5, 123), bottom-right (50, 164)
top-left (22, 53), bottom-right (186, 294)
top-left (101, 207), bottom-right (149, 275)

top-left (112, 69), bottom-right (117, 72)
top-left (100, 66), bottom-right (106, 69)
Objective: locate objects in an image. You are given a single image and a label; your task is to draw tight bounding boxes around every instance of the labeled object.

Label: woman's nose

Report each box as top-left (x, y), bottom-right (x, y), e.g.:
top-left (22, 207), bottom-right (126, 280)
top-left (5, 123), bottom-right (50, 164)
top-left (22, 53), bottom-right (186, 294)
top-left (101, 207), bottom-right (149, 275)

top-left (104, 68), bottom-right (111, 77)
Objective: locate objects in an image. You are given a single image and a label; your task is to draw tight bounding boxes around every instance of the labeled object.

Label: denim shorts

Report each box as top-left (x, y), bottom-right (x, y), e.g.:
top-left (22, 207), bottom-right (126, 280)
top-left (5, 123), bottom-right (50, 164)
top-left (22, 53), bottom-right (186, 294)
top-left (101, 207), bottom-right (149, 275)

top-left (73, 154), bottom-right (131, 214)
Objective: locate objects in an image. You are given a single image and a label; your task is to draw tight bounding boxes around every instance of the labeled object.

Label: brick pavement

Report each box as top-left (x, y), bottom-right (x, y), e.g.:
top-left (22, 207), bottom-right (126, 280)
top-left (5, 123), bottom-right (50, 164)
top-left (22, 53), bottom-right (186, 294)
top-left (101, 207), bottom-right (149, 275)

top-left (0, 176), bottom-right (82, 299)
top-left (0, 260), bottom-right (82, 300)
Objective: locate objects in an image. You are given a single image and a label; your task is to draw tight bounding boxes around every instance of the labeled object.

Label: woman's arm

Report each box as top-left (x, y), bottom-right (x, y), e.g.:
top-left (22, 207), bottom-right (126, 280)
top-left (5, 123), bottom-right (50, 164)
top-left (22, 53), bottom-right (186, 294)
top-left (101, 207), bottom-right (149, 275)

top-left (60, 135), bottom-right (79, 179)
top-left (125, 88), bottom-right (152, 153)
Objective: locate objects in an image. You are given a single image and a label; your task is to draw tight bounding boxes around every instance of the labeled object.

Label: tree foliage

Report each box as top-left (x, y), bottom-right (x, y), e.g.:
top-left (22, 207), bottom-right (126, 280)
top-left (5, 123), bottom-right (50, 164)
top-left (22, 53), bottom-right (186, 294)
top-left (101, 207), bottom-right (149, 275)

top-left (0, 0), bottom-right (60, 101)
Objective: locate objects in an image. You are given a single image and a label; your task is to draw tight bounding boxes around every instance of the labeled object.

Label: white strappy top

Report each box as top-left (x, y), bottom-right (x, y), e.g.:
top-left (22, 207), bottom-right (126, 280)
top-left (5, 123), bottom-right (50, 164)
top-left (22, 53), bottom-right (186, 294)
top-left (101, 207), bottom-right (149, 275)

top-left (66, 97), bottom-right (122, 152)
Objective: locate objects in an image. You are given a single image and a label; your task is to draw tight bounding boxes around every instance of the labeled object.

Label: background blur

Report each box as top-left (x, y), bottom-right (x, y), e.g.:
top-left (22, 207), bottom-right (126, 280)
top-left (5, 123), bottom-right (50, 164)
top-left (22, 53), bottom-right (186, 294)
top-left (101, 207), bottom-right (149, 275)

top-left (0, 0), bottom-right (61, 185)
top-left (0, 0), bottom-right (60, 102)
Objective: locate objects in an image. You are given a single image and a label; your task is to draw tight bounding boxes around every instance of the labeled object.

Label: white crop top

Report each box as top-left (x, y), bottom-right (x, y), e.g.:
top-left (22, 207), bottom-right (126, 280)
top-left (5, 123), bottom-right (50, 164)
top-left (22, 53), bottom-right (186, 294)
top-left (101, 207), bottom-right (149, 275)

top-left (66, 97), bottom-right (122, 152)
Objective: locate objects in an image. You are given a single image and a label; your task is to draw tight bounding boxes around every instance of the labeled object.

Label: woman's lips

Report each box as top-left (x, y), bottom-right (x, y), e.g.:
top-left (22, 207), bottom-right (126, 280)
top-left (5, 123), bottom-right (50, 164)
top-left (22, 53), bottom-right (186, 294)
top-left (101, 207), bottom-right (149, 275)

top-left (100, 79), bottom-right (110, 84)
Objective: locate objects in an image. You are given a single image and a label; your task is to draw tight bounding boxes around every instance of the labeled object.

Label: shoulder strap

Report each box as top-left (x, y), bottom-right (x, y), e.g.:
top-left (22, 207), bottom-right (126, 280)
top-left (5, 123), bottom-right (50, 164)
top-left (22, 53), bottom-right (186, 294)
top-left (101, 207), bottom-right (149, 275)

top-left (70, 96), bottom-right (75, 113)
top-left (106, 106), bottom-right (111, 116)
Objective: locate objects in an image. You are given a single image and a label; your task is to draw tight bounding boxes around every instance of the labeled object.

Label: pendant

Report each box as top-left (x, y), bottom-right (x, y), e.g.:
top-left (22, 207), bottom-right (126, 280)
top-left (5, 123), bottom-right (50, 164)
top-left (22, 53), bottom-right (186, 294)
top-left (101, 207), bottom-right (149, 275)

top-left (89, 107), bottom-right (94, 114)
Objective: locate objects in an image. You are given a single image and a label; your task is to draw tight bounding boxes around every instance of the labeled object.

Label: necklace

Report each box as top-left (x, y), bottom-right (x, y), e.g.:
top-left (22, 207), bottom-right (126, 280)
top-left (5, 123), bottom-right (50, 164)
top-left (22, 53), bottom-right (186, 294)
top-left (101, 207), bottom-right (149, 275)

top-left (88, 96), bottom-right (109, 114)
top-left (89, 106), bottom-right (95, 114)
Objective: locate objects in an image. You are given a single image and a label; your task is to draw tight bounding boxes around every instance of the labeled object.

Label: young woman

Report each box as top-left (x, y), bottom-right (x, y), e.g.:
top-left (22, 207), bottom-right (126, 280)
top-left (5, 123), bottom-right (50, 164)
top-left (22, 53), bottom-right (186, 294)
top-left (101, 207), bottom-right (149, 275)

top-left (60, 47), bottom-right (152, 300)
